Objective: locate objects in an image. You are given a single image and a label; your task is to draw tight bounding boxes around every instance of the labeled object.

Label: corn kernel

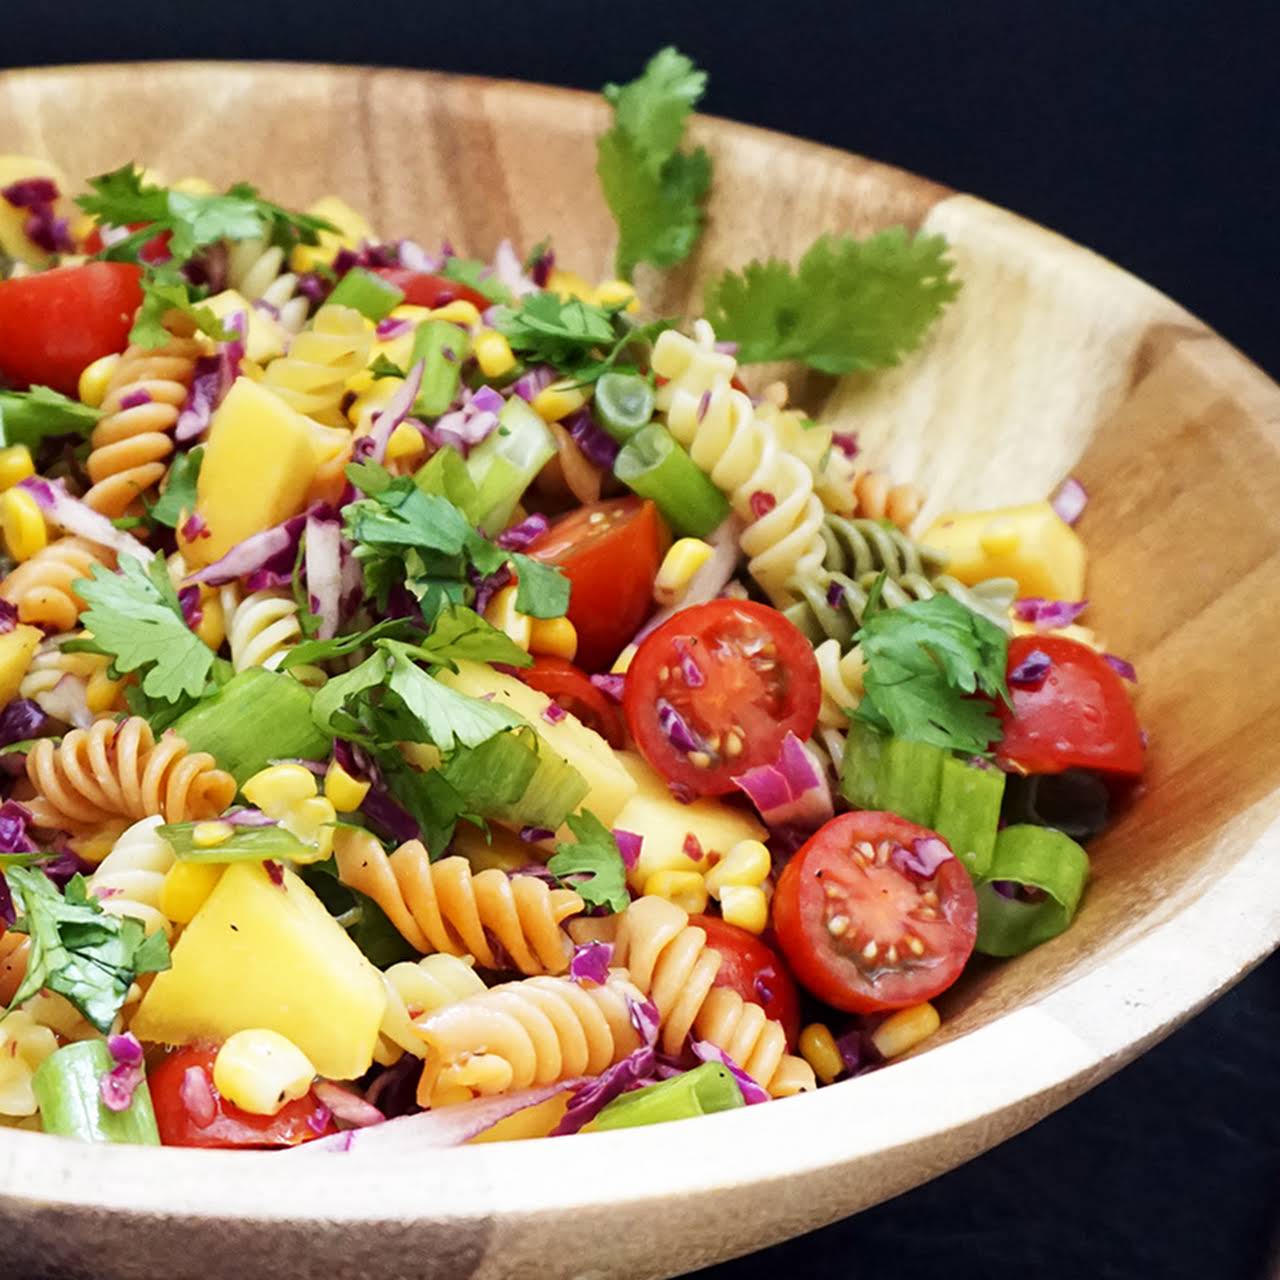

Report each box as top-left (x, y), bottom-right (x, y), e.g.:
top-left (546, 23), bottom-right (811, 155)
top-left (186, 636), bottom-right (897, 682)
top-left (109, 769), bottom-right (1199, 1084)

top-left (213, 1029), bottom-right (316, 1116)
top-left (798, 1023), bottom-right (845, 1085)
top-left (345, 368), bottom-right (377, 398)
top-left (242, 763), bottom-right (319, 813)
top-left (719, 884), bottom-right (769, 934)
top-left (705, 839), bottom-right (772, 897)
top-left (430, 300), bottom-right (482, 328)
top-left (592, 278), bottom-right (636, 308)
top-left (0, 445), bottom-right (35, 492)
top-left (527, 615), bottom-right (578, 662)
top-left (1, 488), bottom-right (48, 562)
top-left (77, 354), bottom-right (121, 409)
top-left (473, 329), bottom-right (517, 378)
top-left (388, 304), bottom-right (434, 326)
top-left (171, 176), bottom-right (217, 195)
top-left (546, 269), bottom-right (594, 300)
top-left (288, 196), bottom-right (374, 274)
top-left (611, 644), bottom-right (637, 675)
top-left (644, 869), bottom-right (709, 916)
top-left (160, 861), bottom-right (225, 924)
top-left (532, 379), bottom-right (590, 423)
top-left (324, 761), bottom-right (371, 813)
top-left (386, 421), bottom-right (427, 462)
top-left (192, 820), bottom-right (235, 849)
top-left (654, 537), bottom-right (715, 606)
top-left (346, 376), bottom-right (405, 431)
top-left (282, 795), bottom-right (337, 862)
top-left (870, 1002), bottom-right (941, 1060)
top-left (483, 584), bottom-right (533, 650)
top-left (85, 669), bottom-right (122, 714)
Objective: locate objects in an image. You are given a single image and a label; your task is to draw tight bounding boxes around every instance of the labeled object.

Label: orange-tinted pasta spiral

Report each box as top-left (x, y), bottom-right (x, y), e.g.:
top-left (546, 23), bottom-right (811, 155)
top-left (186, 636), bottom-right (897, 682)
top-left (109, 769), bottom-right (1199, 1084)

top-left (23, 716), bottom-right (236, 832)
top-left (0, 931), bottom-right (29, 1006)
top-left (0, 537), bottom-right (115, 631)
top-left (83, 336), bottom-right (202, 517)
top-left (612, 896), bottom-right (815, 1098)
top-left (851, 470), bottom-right (925, 531)
top-left (334, 829), bottom-right (584, 976)
top-left (412, 970), bottom-right (645, 1107)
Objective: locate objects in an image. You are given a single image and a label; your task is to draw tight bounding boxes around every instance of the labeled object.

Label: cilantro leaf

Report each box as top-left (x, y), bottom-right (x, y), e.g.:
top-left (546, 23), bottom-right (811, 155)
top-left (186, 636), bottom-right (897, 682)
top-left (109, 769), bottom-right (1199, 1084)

top-left (704, 229), bottom-right (961, 373)
top-left (130, 268), bottom-right (234, 349)
top-left (854, 594), bottom-right (1010, 755)
top-left (547, 813), bottom-right (631, 913)
top-left (146, 445), bottom-right (202, 528)
top-left (405, 603), bottom-right (532, 670)
top-left (597, 46), bottom-right (711, 280)
top-left (76, 557), bottom-right (216, 702)
top-left (0, 386), bottom-right (99, 450)
top-left (440, 256), bottom-right (512, 304)
top-left (511, 554), bottom-right (570, 619)
top-left (368, 353), bottom-right (407, 380)
top-left (3, 868), bottom-right (171, 1033)
top-left (383, 647), bottom-right (522, 751)
top-left (281, 616), bottom-right (424, 672)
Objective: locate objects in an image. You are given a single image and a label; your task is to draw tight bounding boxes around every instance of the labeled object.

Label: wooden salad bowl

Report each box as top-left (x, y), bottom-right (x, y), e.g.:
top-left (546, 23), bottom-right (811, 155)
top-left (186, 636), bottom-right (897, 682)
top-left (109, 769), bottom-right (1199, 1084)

top-left (2, 61), bottom-right (1279, 1280)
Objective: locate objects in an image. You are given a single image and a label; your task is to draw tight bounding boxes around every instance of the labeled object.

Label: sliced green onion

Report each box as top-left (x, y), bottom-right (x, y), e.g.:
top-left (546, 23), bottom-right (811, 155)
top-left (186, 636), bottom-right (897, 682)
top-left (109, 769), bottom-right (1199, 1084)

top-left (33, 1040), bottom-right (160, 1145)
top-left (974, 824), bottom-right (1089, 957)
top-left (585, 1063), bottom-right (744, 1132)
top-left (932, 755), bottom-right (1005, 880)
top-left (326, 267), bottom-right (404, 322)
top-left (614, 424), bottom-right (730, 538)
top-left (840, 721), bottom-right (944, 827)
top-left (159, 821), bottom-right (319, 864)
top-left (594, 372), bottom-right (655, 441)
top-left (411, 320), bottom-right (472, 418)
top-left (464, 396), bottom-right (557, 534)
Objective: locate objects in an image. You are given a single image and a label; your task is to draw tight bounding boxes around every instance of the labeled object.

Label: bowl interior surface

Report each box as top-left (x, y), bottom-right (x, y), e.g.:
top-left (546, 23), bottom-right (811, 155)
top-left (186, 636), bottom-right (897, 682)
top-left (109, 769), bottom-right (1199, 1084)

top-left (2, 61), bottom-right (1280, 1280)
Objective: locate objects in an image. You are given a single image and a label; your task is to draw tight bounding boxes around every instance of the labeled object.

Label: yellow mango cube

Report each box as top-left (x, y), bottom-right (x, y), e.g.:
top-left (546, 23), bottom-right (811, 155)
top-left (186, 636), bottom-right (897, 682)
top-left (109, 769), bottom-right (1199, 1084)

top-left (132, 862), bottom-right (385, 1079)
top-left (0, 156), bottom-right (72, 265)
top-left (186, 377), bottom-right (320, 566)
top-left (288, 196), bottom-right (374, 273)
top-left (0, 624), bottom-right (43, 704)
top-left (922, 501), bottom-right (1086, 600)
top-left (201, 289), bottom-right (289, 364)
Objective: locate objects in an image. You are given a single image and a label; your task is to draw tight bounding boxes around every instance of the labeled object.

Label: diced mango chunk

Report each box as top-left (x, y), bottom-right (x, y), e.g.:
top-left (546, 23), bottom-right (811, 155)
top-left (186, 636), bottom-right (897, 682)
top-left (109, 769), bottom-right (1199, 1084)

top-left (201, 289), bottom-right (289, 364)
top-left (131, 862), bottom-right (385, 1079)
top-left (0, 623), bottom-right (43, 704)
top-left (922, 500), bottom-right (1086, 600)
top-left (186, 377), bottom-right (320, 566)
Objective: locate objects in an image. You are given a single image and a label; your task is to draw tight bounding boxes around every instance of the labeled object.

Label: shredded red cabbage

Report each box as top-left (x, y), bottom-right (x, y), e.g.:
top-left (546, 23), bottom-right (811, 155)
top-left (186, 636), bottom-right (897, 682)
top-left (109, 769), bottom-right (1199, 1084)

top-left (1050, 476), bottom-right (1088, 526)
top-left (519, 825), bottom-right (554, 843)
top-left (495, 513), bottom-right (549, 550)
top-left (831, 431), bottom-right (859, 460)
top-left (100, 1033), bottom-right (146, 1112)
top-left (527, 242), bottom-right (555, 287)
top-left (0, 600), bottom-right (16, 635)
top-left (223, 808), bottom-right (277, 827)
top-left (674, 640), bottom-right (705, 689)
top-left (117, 389), bottom-right (152, 410)
top-left (179, 1065), bottom-right (217, 1128)
top-left (656, 699), bottom-right (700, 753)
top-left (357, 361), bottom-right (424, 466)
top-left (1, 177), bottom-right (73, 254)
top-left (312, 1080), bottom-right (385, 1129)
top-left (826, 581), bottom-right (846, 609)
top-left (569, 940), bottom-right (614, 987)
top-left (376, 316), bottom-right (413, 340)
top-left (564, 408), bottom-right (620, 469)
top-left (1009, 648), bottom-right (1052, 687)
top-left (305, 510), bottom-right (345, 640)
top-left (177, 585), bottom-right (203, 631)
top-left (185, 507), bottom-right (313, 587)
top-left (732, 732), bottom-right (834, 830)
top-left (511, 366), bottom-right (556, 403)
top-left (1102, 653), bottom-right (1138, 683)
top-left (612, 828), bottom-right (642, 870)
top-left (18, 476), bottom-right (154, 564)
top-left (550, 1045), bottom-right (657, 1136)
top-left (891, 836), bottom-right (954, 879)
top-left (1012, 597), bottom-right (1088, 630)
top-left (428, 385), bottom-right (503, 456)
top-left (542, 702), bottom-right (567, 725)
top-left (590, 673), bottom-right (625, 703)
top-left (0, 698), bottom-right (46, 747)
top-left (690, 1041), bottom-right (768, 1105)
top-left (471, 562), bottom-right (513, 616)
top-left (175, 316), bottom-right (245, 444)
top-left (628, 995), bottom-right (661, 1049)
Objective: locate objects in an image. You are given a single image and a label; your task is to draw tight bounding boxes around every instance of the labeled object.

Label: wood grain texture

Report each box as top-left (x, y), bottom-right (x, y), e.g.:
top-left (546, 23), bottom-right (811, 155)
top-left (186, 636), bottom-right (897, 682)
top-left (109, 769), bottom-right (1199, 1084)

top-left (2, 61), bottom-right (1279, 1280)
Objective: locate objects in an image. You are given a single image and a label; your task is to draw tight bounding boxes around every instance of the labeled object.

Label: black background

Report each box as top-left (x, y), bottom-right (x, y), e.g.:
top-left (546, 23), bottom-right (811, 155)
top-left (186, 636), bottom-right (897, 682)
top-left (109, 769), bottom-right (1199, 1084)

top-left (5, 3), bottom-right (1278, 1277)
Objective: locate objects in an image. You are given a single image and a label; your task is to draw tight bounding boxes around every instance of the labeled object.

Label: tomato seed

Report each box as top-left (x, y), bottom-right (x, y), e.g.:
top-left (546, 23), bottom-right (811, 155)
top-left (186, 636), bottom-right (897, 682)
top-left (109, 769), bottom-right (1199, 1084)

top-left (907, 937), bottom-right (925, 956)
top-left (688, 750), bottom-right (712, 769)
top-left (827, 914), bottom-right (849, 937)
top-left (861, 940), bottom-right (878, 961)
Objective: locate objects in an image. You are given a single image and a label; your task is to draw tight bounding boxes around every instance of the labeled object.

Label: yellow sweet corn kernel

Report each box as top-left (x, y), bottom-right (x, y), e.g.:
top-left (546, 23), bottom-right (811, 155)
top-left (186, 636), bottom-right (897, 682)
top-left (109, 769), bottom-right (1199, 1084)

top-left (282, 795), bottom-right (337, 862)
top-left (870, 1002), bottom-right (941, 1060)
top-left (644, 869), bottom-right (709, 916)
top-left (388, 304), bottom-right (434, 326)
top-left (1, 488), bottom-right (48, 562)
top-left (242, 763), bottom-right (319, 813)
top-left (0, 445), bottom-right (34, 492)
top-left (527, 615), bottom-right (578, 662)
top-left (324, 761), bottom-right (371, 813)
top-left (611, 644), bottom-right (637, 675)
top-left (160, 860), bottom-right (225, 925)
top-left (798, 1023), bottom-right (844, 1085)
top-left (213, 1029), bottom-right (316, 1116)
top-left (654, 538), bottom-right (715, 606)
top-left (84, 669), bottom-right (122, 715)
top-left (192, 821), bottom-right (235, 849)
top-left (705, 839), bottom-right (771, 897)
top-left (719, 884), bottom-right (768, 934)
top-left (386, 421), bottom-right (427, 462)
top-left (430, 300), bottom-right (482, 328)
top-left (483, 584), bottom-right (533, 650)
top-left (77, 355), bottom-right (122, 409)
top-left (532, 379), bottom-right (591, 424)
top-left (593, 279), bottom-right (640, 313)
top-left (547, 268), bottom-right (594, 300)
top-left (473, 329), bottom-right (516, 378)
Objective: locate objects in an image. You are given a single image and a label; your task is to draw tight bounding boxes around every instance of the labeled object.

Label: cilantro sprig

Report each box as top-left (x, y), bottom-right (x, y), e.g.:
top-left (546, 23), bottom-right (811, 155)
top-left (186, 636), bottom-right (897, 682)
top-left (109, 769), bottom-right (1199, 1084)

top-left (704, 229), bottom-right (961, 373)
top-left (597, 47), bottom-right (712, 280)
top-left (129, 267), bottom-right (235, 349)
top-left (547, 813), bottom-right (631, 914)
top-left (0, 386), bottom-right (99, 450)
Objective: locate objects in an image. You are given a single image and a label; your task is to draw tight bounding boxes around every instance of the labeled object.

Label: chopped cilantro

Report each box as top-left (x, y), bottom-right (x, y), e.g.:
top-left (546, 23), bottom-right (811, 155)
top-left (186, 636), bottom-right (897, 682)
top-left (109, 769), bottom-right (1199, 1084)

top-left (0, 386), bottom-right (99, 450)
top-left (129, 267), bottom-right (235, 349)
top-left (146, 445), bottom-right (202, 529)
top-left (547, 813), bottom-right (631, 913)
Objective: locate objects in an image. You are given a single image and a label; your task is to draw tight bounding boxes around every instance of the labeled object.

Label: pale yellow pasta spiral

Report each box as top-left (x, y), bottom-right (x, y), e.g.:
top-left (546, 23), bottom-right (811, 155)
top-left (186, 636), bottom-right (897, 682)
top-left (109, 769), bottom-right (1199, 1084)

top-left (87, 815), bottom-right (176, 938)
top-left (815, 638), bottom-right (865, 729)
top-left (612, 896), bottom-right (815, 1098)
top-left (333, 828), bottom-right (584, 976)
top-left (653, 322), bottom-right (825, 606)
top-left (19, 630), bottom-right (126, 723)
top-left (0, 1010), bottom-right (58, 1118)
top-left (375, 954), bottom-right (487, 1067)
top-left (412, 970), bottom-right (646, 1107)
top-left (218, 584), bottom-right (323, 684)
top-left (226, 236), bottom-right (309, 333)
top-left (0, 536), bottom-right (115, 631)
top-left (83, 336), bottom-right (202, 517)
top-left (261, 303), bottom-right (372, 425)
top-left (23, 716), bottom-right (236, 832)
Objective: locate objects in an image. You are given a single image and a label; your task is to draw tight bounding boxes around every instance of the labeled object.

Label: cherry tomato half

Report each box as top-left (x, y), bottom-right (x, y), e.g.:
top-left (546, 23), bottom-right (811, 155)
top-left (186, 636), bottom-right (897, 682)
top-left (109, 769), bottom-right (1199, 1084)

top-left (371, 268), bottom-right (492, 312)
top-left (148, 1044), bottom-right (334, 1149)
top-left (623, 600), bottom-right (821, 797)
top-left (997, 635), bottom-right (1144, 777)
top-left (527, 496), bottom-right (667, 672)
top-left (0, 262), bottom-right (143, 396)
top-left (772, 812), bottom-right (978, 1014)
top-left (691, 915), bottom-right (801, 1048)
top-left (79, 222), bottom-right (171, 263)
top-left (515, 656), bottom-right (625, 747)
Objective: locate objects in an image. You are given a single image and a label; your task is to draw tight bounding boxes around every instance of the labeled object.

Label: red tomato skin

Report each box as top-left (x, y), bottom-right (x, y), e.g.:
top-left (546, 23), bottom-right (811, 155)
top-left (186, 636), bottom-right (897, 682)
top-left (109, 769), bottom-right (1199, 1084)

top-left (690, 915), bottom-right (801, 1047)
top-left (997, 636), bottom-right (1144, 777)
top-left (371, 268), bottom-right (492, 312)
top-left (515, 656), bottom-right (625, 747)
top-left (0, 262), bottom-right (143, 396)
top-left (148, 1045), bottom-right (334, 1149)
top-left (528, 497), bottom-right (667, 672)
top-left (773, 812), bottom-right (978, 1015)
top-left (623, 600), bottom-right (822, 797)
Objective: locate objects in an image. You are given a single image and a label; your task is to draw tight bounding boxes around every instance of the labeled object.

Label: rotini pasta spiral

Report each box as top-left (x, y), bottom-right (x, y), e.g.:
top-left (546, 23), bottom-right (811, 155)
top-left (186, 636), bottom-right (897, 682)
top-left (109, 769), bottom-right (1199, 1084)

top-left (23, 716), bottom-right (236, 833)
top-left (0, 536), bottom-right (115, 631)
top-left (850, 470), bottom-right (925, 531)
top-left (333, 829), bottom-right (584, 976)
top-left (814, 638), bottom-right (865, 729)
top-left (219, 584), bottom-right (323, 684)
top-left (653, 322), bottom-right (825, 607)
top-left (87, 815), bottom-right (176, 938)
top-left (83, 335), bottom-right (202, 517)
top-left (412, 970), bottom-right (646, 1107)
top-left (226, 236), bottom-right (309, 334)
top-left (0, 1009), bottom-right (58, 1118)
top-left (611, 896), bottom-right (815, 1098)
top-left (0, 930), bottom-right (29, 1006)
top-left (19, 631), bottom-right (126, 723)
top-left (261, 303), bottom-right (372, 425)
top-left (375, 953), bottom-right (487, 1067)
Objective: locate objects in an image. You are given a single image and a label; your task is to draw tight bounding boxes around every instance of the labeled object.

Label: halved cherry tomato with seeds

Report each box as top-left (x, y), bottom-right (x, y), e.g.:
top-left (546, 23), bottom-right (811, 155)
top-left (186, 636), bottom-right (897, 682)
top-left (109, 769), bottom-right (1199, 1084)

top-left (624, 600), bottom-right (821, 797)
top-left (516, 656), bottom-right (625, 747)
top-left (773, 812), bottom-right (977, 1014)
top-left (692, 914), bottom-right (801, 1047)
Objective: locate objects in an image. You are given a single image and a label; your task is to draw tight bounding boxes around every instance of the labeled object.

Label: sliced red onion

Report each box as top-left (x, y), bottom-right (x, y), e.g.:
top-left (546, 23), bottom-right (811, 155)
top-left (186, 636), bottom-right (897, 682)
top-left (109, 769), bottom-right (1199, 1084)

top-left (41, 675), bottom-right (94, 729)
top-left (690, 1041), bottom-right (769, 1106)
top-left (750, 490), bottom-right (777, 520)
top-left (307, 1102), bottom-right (334, 1135)
top-left (542, 701), bottom-right (567, 725)
top-left (427, 385), bottom-right (501, 457)
top-left (1, 177), bottom-right (73, 255)
top-left (590, 673), bottom-right (625, 703)
top-left (564, 408), bottom-right (620, 468)
top-left (180, 1066), bottom-right (217, 1128)
top-left (633, 517), bottom-right (743, 644)
top-left (0, 599), bottom-right (17, 634)
top-left (177, 585), bottom-right (203, 630)
top-left (492, 238), bottom-right (538, 298)
top-left (185, 507), bottom-right (311, 587)
top-left (397, 239), bottom-right (440, 274)
top-left (305, 510), bottom-right (344, 640)
top-left (1009, 648), bottom-right (1052, 687)
top-left (175, 315), bottom-right (245, 444)
top-left (1012, 597), bottom-right (1088, 631)
top-left (511, 365), bottom-right (556, 403)
top-left (656, 699), bottom-right (700, 753)
top-left (834, 1025), bottom-right (873, 1076)
top-left (224, 807), bottom-right (278, 827)
top-left (312, 1080), bottom-right (385, 1129)
top-left (732, 732), bottom-right (834, 831)
top-left (264, 859), bottom-right (285, 887)
top-left (496, 513), bottom-right (549, 550)
top-left (1102, 653), bottom-right (1138, 683)
top-left (891, 835), bottom-right (954, 879)
top-left (831, 431), bottom-right (859, 460)
top-left (628, 996), bottom-right (662, 1049)
top-left (359, 360), bottom-right (424, 465)
top-left (569, 940), bottom-right (614, 987)
top-left (375, 316), bottom-right (413, 340)
top-left (612, 828), bottom-right (642, 870)
top-left (551, 1046), bottom-right (657, 1136)
top-left (1050, 476), bottom-right (1088, 526)
top-left (0, 800), bottom-right (38, 857)
top-left (17, 477), bottom-right (153, 564)
top-left (180, 511), bottom-right (209, 542)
